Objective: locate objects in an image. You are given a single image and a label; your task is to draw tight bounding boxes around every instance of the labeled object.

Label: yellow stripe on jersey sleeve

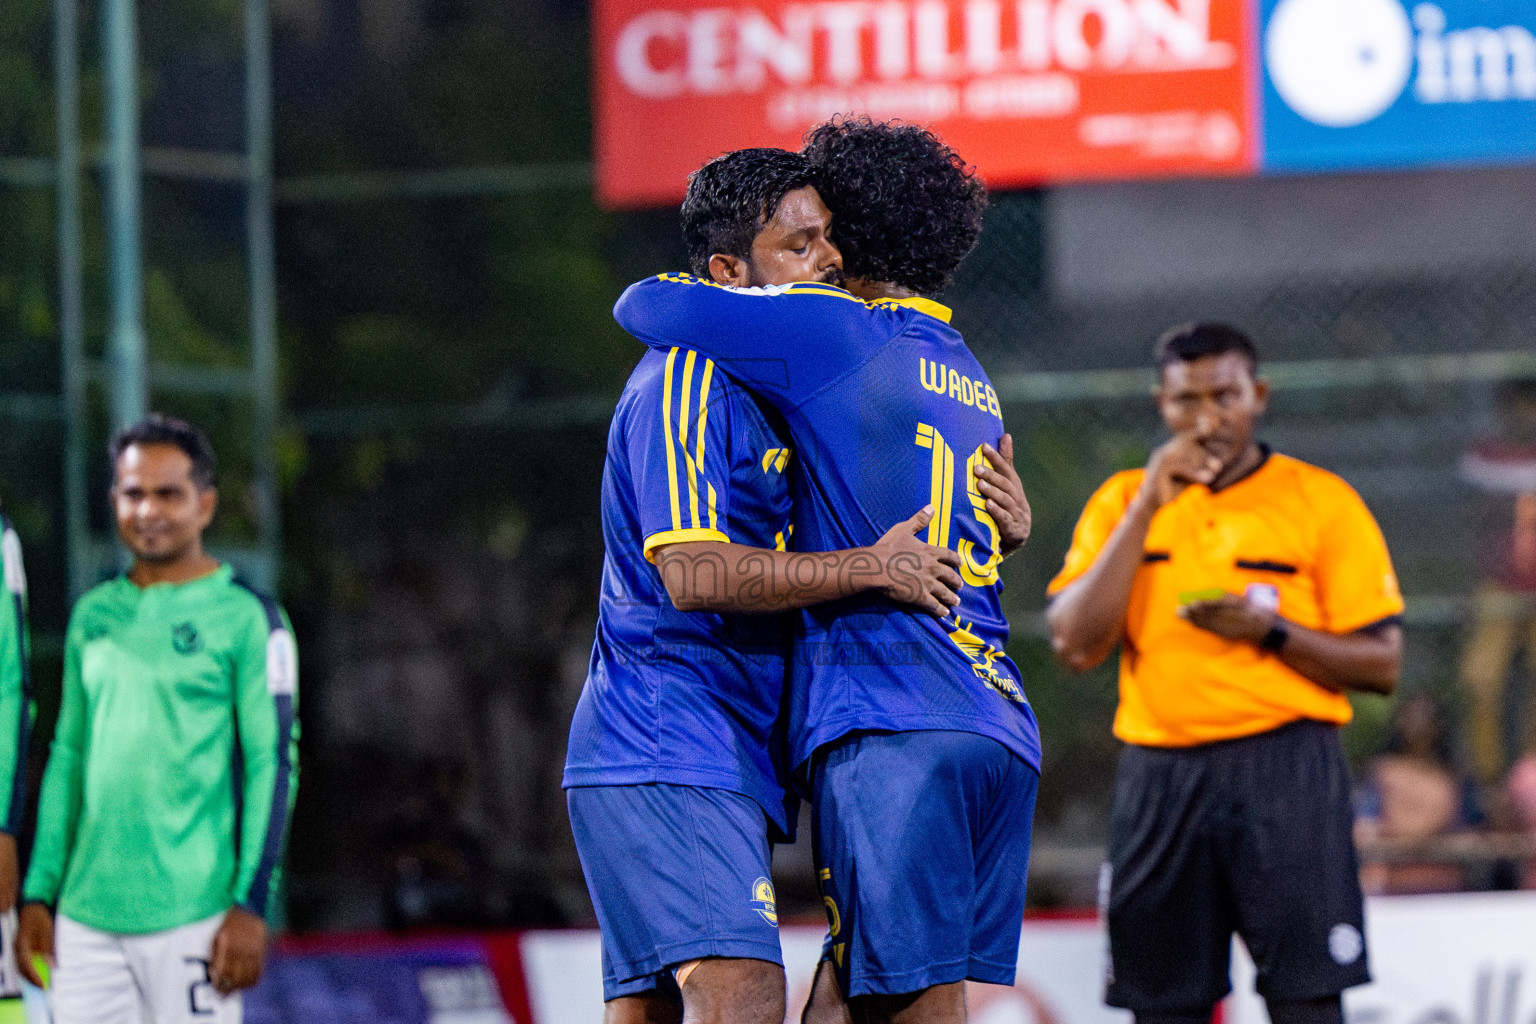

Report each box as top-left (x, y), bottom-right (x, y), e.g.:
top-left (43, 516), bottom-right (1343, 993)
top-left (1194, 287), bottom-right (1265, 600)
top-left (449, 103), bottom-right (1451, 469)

top-left (695, 357), bottom-right (714, 489)
top-left (661, 348), bottom-right (682, 532)
top-left (643, 528), bottom-right (731, 563)
top-left (678, 350), bottom-right (700, 529)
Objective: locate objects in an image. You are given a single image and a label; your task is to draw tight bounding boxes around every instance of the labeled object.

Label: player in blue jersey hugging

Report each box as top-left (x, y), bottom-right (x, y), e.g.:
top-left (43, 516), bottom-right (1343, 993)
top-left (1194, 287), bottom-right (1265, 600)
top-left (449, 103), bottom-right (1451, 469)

top-left (564, 147), bottom-right (984, 1024)
top-left (613, 120), bottom-right (1038, 1024)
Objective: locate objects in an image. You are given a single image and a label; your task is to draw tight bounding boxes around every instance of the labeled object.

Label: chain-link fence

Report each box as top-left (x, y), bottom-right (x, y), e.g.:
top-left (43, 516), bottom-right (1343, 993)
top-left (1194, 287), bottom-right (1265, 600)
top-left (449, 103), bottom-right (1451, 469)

top-left (7, 174), bottom-right (1536, 923)
top-left (943, 182), bottom-right (1536, 901)
top-left (6, 0), bottom-right (1536, 922)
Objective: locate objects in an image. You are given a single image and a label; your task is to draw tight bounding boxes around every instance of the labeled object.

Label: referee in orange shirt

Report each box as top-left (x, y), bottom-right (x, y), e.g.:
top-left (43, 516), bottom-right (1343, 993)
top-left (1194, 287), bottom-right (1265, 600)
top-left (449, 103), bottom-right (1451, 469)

top-left (1047, 323), bottom-right (1403, 1024)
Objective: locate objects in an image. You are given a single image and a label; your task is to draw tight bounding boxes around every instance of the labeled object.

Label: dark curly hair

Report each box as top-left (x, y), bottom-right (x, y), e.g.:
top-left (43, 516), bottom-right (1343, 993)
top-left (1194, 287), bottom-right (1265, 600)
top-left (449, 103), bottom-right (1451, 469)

top-left (111, 413), bottom-right (217, 489)
top-left (681, 148), bottom-right (815, 277)
top-left (803, 118), bottom-right (987, 295)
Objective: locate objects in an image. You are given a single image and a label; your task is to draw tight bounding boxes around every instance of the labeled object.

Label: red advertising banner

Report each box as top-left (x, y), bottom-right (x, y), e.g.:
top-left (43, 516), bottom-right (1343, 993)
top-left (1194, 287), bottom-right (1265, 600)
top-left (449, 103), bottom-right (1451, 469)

top-left (594, 0), bottom-right (1258, 207)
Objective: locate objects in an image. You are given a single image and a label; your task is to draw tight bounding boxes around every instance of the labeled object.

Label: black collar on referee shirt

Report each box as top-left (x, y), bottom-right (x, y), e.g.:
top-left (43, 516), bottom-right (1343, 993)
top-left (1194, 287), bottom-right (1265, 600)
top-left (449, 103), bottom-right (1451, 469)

top-left (1209, 443), bottom-right (1272, 494)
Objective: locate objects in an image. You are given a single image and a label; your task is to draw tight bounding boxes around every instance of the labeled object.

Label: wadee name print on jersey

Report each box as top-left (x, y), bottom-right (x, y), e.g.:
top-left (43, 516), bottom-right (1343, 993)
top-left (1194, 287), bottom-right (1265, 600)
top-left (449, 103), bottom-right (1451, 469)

top-left (920, 358), bottom-right (1002, 418)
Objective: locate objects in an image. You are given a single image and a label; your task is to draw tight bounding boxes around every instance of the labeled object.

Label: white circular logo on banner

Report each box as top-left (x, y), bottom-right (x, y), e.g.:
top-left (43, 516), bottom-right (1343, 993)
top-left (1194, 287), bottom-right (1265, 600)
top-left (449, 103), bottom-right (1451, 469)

top-left (1265, 0), bottom-right (1413, 126)
top-left (1328, 923), bottom-right (1364, 964)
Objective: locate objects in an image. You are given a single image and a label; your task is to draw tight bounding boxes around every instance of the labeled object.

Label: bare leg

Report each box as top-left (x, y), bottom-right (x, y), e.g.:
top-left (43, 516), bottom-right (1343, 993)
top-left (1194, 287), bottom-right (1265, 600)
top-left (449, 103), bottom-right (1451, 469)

top-left (607, 991), bottom-right (685, 1024)
top-left (850, 982), bottom-right (966, 1024)
top-left (801, 960), bottom-right (853, 1024)
top-left (680, 957), bottom-right (786, 1024)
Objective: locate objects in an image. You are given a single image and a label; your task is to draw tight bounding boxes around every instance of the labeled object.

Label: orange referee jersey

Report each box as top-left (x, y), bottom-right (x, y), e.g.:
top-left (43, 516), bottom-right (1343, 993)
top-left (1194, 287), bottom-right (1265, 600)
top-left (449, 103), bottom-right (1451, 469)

top-left (1047, 449), bottom-right (1404, 747)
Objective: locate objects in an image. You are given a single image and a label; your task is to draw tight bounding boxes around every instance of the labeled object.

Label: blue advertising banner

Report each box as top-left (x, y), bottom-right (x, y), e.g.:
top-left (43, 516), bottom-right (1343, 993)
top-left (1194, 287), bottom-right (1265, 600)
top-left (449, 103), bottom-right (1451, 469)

top-left (245, 939), bottom-right (515, 1024)
top-left (1260, 0), bottom-right (1536, 171)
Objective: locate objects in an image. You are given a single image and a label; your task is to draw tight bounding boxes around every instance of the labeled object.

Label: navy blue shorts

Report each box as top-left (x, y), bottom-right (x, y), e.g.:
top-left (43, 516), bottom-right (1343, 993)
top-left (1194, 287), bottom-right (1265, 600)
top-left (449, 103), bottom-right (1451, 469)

top-left (810, 730), bottom-right (1039, 998)
top-left (567, 783), bottom-right (784, 1001)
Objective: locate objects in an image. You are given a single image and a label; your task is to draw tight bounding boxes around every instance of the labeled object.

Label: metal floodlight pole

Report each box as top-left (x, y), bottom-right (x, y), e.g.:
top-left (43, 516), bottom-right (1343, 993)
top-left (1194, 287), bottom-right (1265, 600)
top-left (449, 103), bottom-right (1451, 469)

top-left (103, 0), bottom-right (147, 432)
top-left (55, 0), bottom-right (91, 598)
top-left (246, 0), bottom-right (280, 592)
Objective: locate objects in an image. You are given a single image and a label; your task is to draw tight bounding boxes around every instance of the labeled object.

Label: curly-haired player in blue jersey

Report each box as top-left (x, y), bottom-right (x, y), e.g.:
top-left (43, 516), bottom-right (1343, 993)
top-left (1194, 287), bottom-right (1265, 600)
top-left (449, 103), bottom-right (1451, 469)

top-left (614, 120), bottom-right (1038, 1024)
top-left (564, 147), bottom-right (984, 1024)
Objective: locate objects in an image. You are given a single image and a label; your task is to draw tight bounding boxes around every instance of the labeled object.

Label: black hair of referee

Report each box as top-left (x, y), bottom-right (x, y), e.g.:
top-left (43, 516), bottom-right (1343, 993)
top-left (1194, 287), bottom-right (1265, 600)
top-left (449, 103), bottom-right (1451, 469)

top-left (802, 117), bottom-right (987, 296)
top-left (1156, 321), bottom-right (1257, 372)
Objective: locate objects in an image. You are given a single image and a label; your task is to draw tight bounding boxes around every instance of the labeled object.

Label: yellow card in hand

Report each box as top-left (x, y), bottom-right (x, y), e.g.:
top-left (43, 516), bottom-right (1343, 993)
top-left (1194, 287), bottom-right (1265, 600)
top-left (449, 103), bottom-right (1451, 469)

top-left (1177, 587), bottom-right (1226, 606)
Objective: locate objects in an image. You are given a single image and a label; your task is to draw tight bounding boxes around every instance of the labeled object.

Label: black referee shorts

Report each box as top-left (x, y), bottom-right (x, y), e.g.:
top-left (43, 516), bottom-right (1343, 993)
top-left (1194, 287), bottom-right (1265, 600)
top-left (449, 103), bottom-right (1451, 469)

top-left (1103, 719), bottom-right (1370, 1015)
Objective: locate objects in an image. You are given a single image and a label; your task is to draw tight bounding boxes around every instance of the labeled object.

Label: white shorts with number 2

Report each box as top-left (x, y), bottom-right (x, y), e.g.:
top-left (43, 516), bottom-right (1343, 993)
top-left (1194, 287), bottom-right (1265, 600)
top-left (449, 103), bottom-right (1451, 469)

top-left (50, 912), bottom-right (241, 1024)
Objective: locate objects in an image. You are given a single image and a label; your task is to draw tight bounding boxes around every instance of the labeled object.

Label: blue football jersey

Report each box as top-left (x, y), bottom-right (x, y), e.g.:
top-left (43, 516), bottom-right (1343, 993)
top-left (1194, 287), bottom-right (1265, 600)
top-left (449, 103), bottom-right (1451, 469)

top-left (563, 345), bottom-right (798, 835)
top-left (614, 275), bottom-right (1041, 776)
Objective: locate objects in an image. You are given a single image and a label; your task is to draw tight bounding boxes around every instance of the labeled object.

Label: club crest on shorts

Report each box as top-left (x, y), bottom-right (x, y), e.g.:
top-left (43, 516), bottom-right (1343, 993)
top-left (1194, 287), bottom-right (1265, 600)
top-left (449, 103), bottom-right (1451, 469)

top-left (1328, 923), bottom-right (1363, 965)
top-left (750, 877), bottom-right (778, 926)
top-left (171, 622), bottom-right (203, 655)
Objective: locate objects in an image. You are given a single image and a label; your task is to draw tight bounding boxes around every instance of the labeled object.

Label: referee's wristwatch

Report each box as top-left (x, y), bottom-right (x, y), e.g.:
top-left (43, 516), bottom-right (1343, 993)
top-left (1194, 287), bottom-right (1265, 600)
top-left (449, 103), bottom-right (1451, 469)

top-left (1259, 617), bottom-right (1289, 653)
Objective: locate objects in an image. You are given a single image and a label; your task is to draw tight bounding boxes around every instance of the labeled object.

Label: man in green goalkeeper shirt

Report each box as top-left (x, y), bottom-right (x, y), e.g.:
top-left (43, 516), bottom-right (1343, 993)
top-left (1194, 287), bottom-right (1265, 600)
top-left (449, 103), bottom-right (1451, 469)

top-left (17, 414), bottom-right (299, 1024)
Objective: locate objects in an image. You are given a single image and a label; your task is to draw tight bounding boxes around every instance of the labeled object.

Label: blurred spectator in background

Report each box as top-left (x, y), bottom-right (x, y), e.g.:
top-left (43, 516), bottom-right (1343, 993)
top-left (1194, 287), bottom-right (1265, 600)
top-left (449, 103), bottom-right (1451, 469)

top-left (1354, 693), bottom-right (1482, 895)
top-left (377, 758), bottom-right (492, 929)
top-left (1458, 378), bottom-right (1536, 783)
top-left (1505, 752), bottom-right (1536, 888)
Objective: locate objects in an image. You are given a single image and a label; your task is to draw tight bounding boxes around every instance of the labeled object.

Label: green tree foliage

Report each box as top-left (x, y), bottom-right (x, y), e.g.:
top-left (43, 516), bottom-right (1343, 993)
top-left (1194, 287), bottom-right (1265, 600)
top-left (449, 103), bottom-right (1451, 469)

top-left (278, 0), bottom-right (634, 411)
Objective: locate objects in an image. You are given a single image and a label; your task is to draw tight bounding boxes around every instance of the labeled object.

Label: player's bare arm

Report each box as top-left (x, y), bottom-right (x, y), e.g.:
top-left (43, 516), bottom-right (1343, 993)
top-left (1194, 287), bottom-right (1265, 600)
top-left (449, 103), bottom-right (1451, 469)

top-left (1047, 433), bottom-right (1221, 671)
top-left (16, 901), bottom-right (52, 987)
top-left (0, 833), bottom-right (16, 914)
top-left (209, 906), bottom-right (268, 994)
top-left (655, 506), bottom-right (963, 618)
top-left (1178, 598), bottom-right (1401, 694)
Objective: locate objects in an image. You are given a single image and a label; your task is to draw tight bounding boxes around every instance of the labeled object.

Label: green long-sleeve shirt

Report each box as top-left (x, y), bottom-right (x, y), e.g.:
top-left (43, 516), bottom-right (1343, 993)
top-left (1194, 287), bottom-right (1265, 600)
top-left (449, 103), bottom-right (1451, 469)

top-left (0, 515), bottom-right (34, 835)
top-left (23, 564), bottom-right (299, 934)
